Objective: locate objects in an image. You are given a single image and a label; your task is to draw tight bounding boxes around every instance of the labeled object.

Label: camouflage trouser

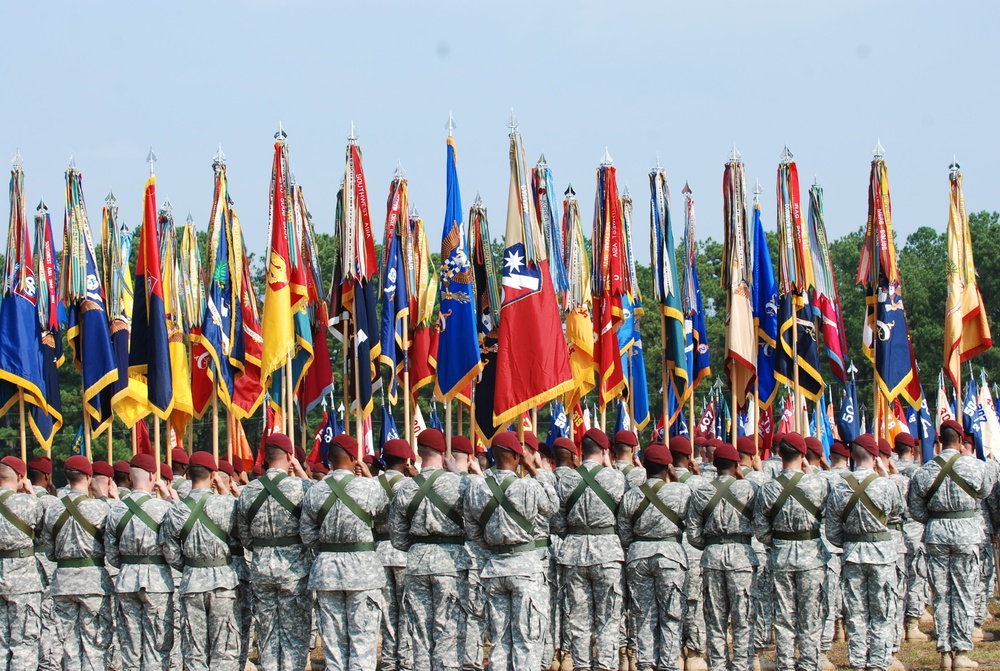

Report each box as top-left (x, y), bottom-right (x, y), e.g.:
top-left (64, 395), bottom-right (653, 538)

top-left (841, 561), bottom-right (895, 670)
top-left (484, 573), bottom-right (546, 671)
top-left (403, 573), bottom-right (461, 671)
top-left (179, 588), bottom-right (240, 671)
top-left (316, 589), bottom-right (383, 671)
top-left (927, 543), bottom-right (980, 653)
top-left (772, 567), bottom-right (825, 671)
top-left (382, 566), bottom-right (413, 671)
top-left (540, 555), bottom-right (559, 668)
top-left (625, 557), bottom-right (686, 671)
top-left (117, 590), bottom-right (173, 671)
top-left (975, 539), bottom-right (994, 627)
top-left (821, 554), bottom-right (843, 651)
top-left (169, 571), bottom-right (183, 671)
top-left (52, 593), bottom-right (113, 671)
top-left (684, 553), bottom-right (706, 654)
top-left (892, 552), bottom-right (907, 652)
top-left (36, 588), bottom-right (60, 671)
top-left (563, 562), bottom-right (623, 671)
top-left (254, 577), bottom-right (312, 671)
top-left (458, 567), bottom-right (485, 671)
top-left (702, 568), bottom-right (754, 671)
top-left (751, 552), bottom-right (773, 650)
top-left (0, 591), bottom-right (41, 671)
top-left (236, 579), bottom-right (252, 670)
top-left (904, 545), bottom-right (929, 618)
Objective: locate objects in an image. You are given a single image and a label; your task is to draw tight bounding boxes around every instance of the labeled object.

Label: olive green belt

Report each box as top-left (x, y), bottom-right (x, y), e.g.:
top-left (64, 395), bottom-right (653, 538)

top-left (566, 526), bottom-right (616, 536)
top-left (57, 557), bottom-right (105, 569)
top-left (634, 534), bottom-right (682, 543)
top-left (120, 555), bottom-right (167, 566)
top-left (704, 534), bottom-right (752, 546)
top-left (772, 530), bottom-right (821, 541)
top-left (929, 510), bottom-right (978, 520)
top-left (254, 535), bottom-right (301, 548)
top-left (184, 556), bottom-right (231, 569)
top-left (844, 532), bottom-right (891, 543)
top-left (0, 547), bottom-right (34, 559)
top-left (318, 542), bottom-right (375, 553)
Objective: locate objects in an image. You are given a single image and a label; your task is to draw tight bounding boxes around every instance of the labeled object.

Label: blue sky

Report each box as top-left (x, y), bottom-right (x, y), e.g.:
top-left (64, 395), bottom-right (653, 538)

top-left (2, 1), bottom-right (997, 263)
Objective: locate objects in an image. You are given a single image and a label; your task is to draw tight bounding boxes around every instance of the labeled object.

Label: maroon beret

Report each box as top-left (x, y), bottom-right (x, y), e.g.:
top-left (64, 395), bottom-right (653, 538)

top-left (583, 428), bottom-right (610, 450)
top-left (170, 448), bottom-right (189, 466)
top-left (451, 436), bottom-right (474, 455)
top-left (64, 455), bottom-right (93, 477)
top-left (781, 432), bottom-right (807, 456)
top-left (92, 461), bottom-right (114, 478)
top-left (113, 460), bottom-right (131, 475)
top-left (642, 441), bottom-right (673, 466)
top-left (669, 436), bottom-right (693, 456)
top-left (804, 436), bottom-right (824, 456)
top-left (189, 451), bottom-right (218, 472)
top-left (736, 436), bottom-right (756, 456)
top-left (294, 447), bottom-right (307, 464)
top-left (714, 443), bottom-right (740, 463)
top-left (939, 419), bottom-right (964, 437)
top-left (491, 431), bottom-right (524, 456)
top-left (331, 434), bottom-right (359, 456)
top-left (362, 451), bottom-right (374, 465)
top-left (129, 453), bottom-right (157, 474)
top-left (265, 432), bottom-right (294, 455)
top-left (159, 463), bottom-right (174, 481)
top-left (707, 438), bottom-right (725, 450)
top-left (694, 436), bottom-right (708, 447)
top-left (831, 440), bottom-right (851, 459)
top-left (852, 434), bottom-right (879, 457)
top-left (552, 437), bottom-right (579, 456)
top-left (382, 438), bottom-right (416, 461)
top-left (417, 428), bottom-right (446, 453)
top-left (963, 432), bottom-right (975, 446)
top-left (27, 456), bottom-right (52, 475)
top-left (877, 438), bottom-right (892, 457)
top-left (613, 430), bottom-right (638, 447)
top-left (312, 462), bottom-right (329, 475)
top-left (218, 459), bottom-right (235, 478)
top-left (522, 431), bottom-right (540, 452)
top-left (251, 464), bottom-right (263, 477)
top-left (894, 433), bottom-right (916, 450)
top-left (0, 456), bottom-right (26, 477)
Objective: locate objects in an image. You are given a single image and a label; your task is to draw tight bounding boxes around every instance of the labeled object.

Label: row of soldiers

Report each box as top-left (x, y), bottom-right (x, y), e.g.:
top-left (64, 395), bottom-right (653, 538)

top-left (0, 416), bottom-right (995, 671)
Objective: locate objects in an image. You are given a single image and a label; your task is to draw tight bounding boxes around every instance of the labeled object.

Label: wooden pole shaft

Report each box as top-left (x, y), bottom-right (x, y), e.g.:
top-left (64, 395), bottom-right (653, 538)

top-left (445, 401), bottom-right (453, 460)
top-left (18, 392), bottom-right (26, 462)
top-left (402, 314), bottom-right (412, 448)
top-left (212, 390), bottom-right (219, 463)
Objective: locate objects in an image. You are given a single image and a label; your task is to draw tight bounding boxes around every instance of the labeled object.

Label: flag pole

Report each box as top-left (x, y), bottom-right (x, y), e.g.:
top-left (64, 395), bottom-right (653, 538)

top-left (403, 313), bottom-right (413, 447)
top-left (131, 425), bottom-right (137, 456)
top-left (661, 316), bottom-right (669, 440)
top-left (17, 392), bottom-right (26, 462)
top-left (188, 348), bottom-right (195, 454)
top-left (445, 400), bottom-right (453, 459)
top-left (154, 417), bottom-right (161, 467)
top-left (212, 388), bottom-right (219, 463)
top-left (457, 403), bottom-right (463, 438)
top-left (343, 325), bottom-right (351, 439)
top-left (84, 417), bottom-right (92, 460)
top-left (731, 384), bottom-right (738, 446)
top-left (227, 410), bottom-right (234, 464)
top-left (469, 382), bottom-right (477, 442)
top-left (753, 379), bottom-right (760, 453)
top-left (108, 423), bottom-right (113, 463)
top-left (792, 305), bottom-right (802, 434)
top-left (286, 353), bottom-right (294, 440)
top-left (353, 311), bottom-right (363, 461)
top-left (689, 386), bottom-right (695, 452)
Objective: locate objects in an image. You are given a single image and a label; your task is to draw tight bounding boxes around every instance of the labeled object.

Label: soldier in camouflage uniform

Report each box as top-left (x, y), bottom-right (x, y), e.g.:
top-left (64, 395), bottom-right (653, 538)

top-left (217, 459), bottom-right (253, 671)
top-left (878, 438), bottom-right (909, 670)
top-left (552, 437), bottom-right (580, 671)
top-left (160, 451), bottom-right (242, 671)
top-left (669, 437), bottom-right (708, 671)
top-left (390, 428), bottom-right (469, 671)
top-left (970, 434), bottom-right (1000, 641)
top-left (821, 441), bottom-right (851, 655)
top-left (236, 433), bottom-right (313, 671)
top-left (40, 455), bottom-right (115, 671)
top-left (0, 457), bottom-right (44, 671)
top-left (892, 434), bottom-right (930, 642)
top-left (91, 460), bottom-right (125, 671)
top-left (156, 461), bottom-right (184, 671)
top-left (555, 428), bottom-right (626, 671)
top-left (451, 435), bottom-right (487, 671)
top-left (909, 420), bottom-right (992, 670)
top-left (825, 435), bottom-right (904, 671)
top-left (375, 439), bottom-right (417, 671)
top-left (753, 434), bottom-right (830, 671)
top-left (26, 456), bottom-right (60, 671)
top-left (687, 442), bottom-right (758, 671)
top-left (523, 430), bottom-right (560, 671)
top-left (616, 442), bottom-right (690, 671)
top-left (463, 432), bottom-right (559, 671)
top-left (104, 454), bottom-right (177, 671)
top-left (300, 433), bottom-right (389, 671)
top-left (737, 436), bottom-right (774, 669)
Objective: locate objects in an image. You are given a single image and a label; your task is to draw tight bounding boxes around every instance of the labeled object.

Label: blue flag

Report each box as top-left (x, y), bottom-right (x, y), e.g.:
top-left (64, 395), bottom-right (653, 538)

top-left (379, 183), bottom-right (409, 405)
top-left (751, 203), bottom-right (778, 408)
top-left (435, 136), bottom-right (481, 401)
top-left (379, 404), bottom-right (400, 450)
top-left (625, 297), bottom-right (650, 430)
top-left (547, 400), bottom-right (570, 446)
top-left (429, 403), bottom-right (443, 431)
top-left (869, 280), bottom-right (917, 403)
top-left (906, 391), bottom-right (937, 463)
top-left (69, 423), bottom-right (85, 456)
top-left (963, 376), bottom-right (985, 460)
top-left (838, 377), bottom-right (860, 445)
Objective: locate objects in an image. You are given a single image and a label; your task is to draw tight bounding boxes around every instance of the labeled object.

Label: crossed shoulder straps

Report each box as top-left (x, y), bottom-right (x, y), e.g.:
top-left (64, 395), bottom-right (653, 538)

top-left (703, 477), bottom-right (752, 520)
top-left (405, 470), bottom-right (463, 528)
top-left (479, 474), bottom-right (534, 535)
top-left (247, 473), bottom-right (301, 526)
top-left (52, 494), bottom-right (102, 544)
top-left (843, 473), bottom-right (886, 525)
top-left (926, 452), bottom-right (978, 502)
top-left (566, 465), bottom-right (618, 515)
top-left (317, 474), bottom-right (372, 528)
top-left (179, 494), bottom-right (229, 545)
top-left (115, 494), bottom-right (160, 539)
top-left (631, 481), bottom-right (684, 529)
top-left (767, 472), bottom-right (820, 521)
top-left (0, 490), bottom-right (34, 540)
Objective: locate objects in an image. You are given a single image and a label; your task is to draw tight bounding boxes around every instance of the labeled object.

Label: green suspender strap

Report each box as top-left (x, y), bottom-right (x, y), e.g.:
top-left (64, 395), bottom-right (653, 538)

top-left (406, 470), bottom-right (464, 529)
top-left (622, 464), bottom-right (635, 476)
top-left (114, 494), bottom-right (160, 539)
top-left (379, 473), bottom-right (403, 500)
top-left (479, 475), bottom-right (534, 534)
top-left (0, 490), bottom-right (34, 540)
top-left (566, 465), bottom-right (618, 515)
top-left (631, 481), bottom-right (684, 529)
top-left (51, 494), bottom-right (102, 544)
top-left (843, 473), bottom-right (887, 525)
top-left (317, 475), bottom-right (373, 528)
top-left (927, 452), bottom-right (978, 502)
top-left (679, 472), bottom-right (693, 483)
top-left (767, 472), bottom-right (820, 520)
top-left (703, 477), bottom-right (752, 520)
top-left (179, 494), bottom-right (229, 546)
top-left (247, 473), bottom-right (301, 526)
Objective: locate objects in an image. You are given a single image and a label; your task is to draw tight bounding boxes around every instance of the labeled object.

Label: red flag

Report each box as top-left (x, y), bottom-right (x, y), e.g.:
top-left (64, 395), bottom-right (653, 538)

top-left (758, 405), bottom-right (774, 457)
top-left (409, 324), bottom-right (438, 400)
top-left (135, 418), bottom-right (153, 456)
top-left (696, 402), bottom-right (716, 439)
top-left (307, 411), bottom-right (329, 465)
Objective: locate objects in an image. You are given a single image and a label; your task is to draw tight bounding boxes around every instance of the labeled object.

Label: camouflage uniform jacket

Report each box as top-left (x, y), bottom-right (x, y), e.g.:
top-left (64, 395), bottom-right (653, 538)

top-left (171, 476), bottom-right (192, 499)
top-left (616, 477), bottom-right (689, 569)
top-left (236, 468), bottom-right (312, 585)
top-left (389, 466), bottom-right (469, 576)
top-left (752, 468), bottom-right (830, 570)
top-left (463, 469), bottom-right (558, 579)
top-left (374, 470), bottom-right (410, 569)
top-left (40, 489), bottom-right (112, 596)
top-left (614, 461), bottom-right (647, 489)
top-left (820, 468), bottom-right (849, 555)
top-left (0, 485), bottom-right (44, 594)
top-left (762, 456), bottom-right (783, 480)
top-left (908, 449), bottom-right (990, 548)
top-left (826, 466), bottom-right (903, 564)
top-left (105, 489), bottom-right (174, 593)
top-left (31, 485), bottom-right (57, 581)
top-left (300, 470), bottom-right (388, 591)
top-left (553, 460), bottom-right (626, 565)
top-left (686, 474), bottom-right (758, 570)
top-left (160, 488), bottom-right (240, 593)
